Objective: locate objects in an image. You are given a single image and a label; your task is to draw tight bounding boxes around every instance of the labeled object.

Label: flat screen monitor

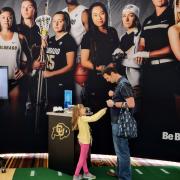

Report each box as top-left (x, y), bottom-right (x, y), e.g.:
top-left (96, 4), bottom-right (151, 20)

top-left (64, 90), bottom-right (72, 108)
top-left (0, 66), bottom-right (8, 99)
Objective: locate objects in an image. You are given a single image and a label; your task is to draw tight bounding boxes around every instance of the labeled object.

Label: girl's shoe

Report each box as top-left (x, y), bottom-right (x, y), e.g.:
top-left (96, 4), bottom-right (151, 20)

top-left (73, 174), bottom-right (82, 180)
top-left (83, 172), bottom-right (96, 179)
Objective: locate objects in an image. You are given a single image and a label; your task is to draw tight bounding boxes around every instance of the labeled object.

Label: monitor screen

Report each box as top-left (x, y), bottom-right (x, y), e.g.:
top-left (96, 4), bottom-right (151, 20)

top-left (64, 90), bottom-right (72, 108)
top-left (0, 66), bottom-right (8, 99)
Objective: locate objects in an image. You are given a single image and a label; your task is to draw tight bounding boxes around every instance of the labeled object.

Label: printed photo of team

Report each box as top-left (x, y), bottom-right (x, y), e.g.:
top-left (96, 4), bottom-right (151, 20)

top-left (0, 0), bottom-right (180, 176)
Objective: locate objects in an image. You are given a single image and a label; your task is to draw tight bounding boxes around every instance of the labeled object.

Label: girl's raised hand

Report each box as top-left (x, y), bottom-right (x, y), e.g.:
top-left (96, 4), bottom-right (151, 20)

top-left (103, 107), bottom-right (107, 112)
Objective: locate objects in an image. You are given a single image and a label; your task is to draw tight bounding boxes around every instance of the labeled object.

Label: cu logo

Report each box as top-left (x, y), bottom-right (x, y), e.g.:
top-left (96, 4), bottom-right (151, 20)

top-left (51, 123), bottom-right (70, 140)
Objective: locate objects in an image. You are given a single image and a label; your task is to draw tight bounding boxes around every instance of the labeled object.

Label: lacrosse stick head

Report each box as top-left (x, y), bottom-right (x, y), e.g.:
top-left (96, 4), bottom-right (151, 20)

top-left (35, 15), bottom-right (51, 39)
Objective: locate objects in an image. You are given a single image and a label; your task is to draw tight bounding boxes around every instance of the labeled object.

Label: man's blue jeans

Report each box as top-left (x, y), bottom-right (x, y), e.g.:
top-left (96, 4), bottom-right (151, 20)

top-left (111, 123), bottom-right (131, 180)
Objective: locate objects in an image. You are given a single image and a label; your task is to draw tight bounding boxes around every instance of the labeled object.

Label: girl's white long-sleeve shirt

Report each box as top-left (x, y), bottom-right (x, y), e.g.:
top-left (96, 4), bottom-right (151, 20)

top-left (77, 108), bottom-right (106, 144)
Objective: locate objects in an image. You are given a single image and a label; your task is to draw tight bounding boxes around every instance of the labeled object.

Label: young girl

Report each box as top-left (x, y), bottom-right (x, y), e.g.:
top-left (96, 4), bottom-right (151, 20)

top-left (72, 105), bottom-right (107, 180)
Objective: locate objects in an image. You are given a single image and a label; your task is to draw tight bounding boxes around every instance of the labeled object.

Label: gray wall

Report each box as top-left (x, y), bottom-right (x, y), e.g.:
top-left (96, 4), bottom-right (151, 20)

top-left (0, 0), bottom-right (155, 37)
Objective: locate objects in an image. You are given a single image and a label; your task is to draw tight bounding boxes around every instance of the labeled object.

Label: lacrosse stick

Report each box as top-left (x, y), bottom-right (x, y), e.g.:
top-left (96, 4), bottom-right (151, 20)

top-left (34, 14), bottom-right (51, 134)
top-left (35, 15), bottom-right (51, 40)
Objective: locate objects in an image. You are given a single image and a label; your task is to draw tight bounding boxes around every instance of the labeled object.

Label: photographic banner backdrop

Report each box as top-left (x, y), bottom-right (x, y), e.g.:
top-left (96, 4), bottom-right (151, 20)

top-left (0, 0), bottom-right (180, 162)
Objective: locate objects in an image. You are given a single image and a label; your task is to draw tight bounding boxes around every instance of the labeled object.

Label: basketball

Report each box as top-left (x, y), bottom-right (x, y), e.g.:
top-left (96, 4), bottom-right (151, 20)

top-left (74, 63), bottom-right (88, 86)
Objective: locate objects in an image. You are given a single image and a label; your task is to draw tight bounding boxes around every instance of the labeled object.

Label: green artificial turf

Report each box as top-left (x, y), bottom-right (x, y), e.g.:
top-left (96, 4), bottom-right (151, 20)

top-left (12, 166), bottom-right (180, 180)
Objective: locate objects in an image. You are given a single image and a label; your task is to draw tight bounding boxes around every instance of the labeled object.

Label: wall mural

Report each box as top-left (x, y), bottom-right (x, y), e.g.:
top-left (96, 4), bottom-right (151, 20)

top-left (0, 0), bottom-right (179, 162)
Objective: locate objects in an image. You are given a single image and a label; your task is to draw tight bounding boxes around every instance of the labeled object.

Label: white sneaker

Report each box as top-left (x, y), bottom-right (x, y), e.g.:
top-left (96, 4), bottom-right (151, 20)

top-left (83, 172), bottom-right (96, 179)
top-left (73, 174), bottom-right (82, 180)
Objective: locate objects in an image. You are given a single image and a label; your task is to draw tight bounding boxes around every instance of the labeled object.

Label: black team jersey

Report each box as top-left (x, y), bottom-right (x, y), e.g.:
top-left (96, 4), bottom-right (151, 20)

top-left (141, 6), bottom-right (175, 60)
top-left (46, 33), bottom-right (77, 84)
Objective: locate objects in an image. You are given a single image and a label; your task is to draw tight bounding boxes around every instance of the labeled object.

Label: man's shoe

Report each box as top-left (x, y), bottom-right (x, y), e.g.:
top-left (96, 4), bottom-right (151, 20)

top-left (83, 172), bottom-right (96, 179)
top-left (106, 169), bottom-right (118, 177)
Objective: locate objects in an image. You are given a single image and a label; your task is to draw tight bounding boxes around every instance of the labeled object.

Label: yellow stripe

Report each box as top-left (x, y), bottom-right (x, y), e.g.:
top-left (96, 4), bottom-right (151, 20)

top-left (5, 157), bottom-right (12, 168)
top-left (7, 157), bottom-right (14, 168)
top-left (0, 168), bottom-right (16, 180)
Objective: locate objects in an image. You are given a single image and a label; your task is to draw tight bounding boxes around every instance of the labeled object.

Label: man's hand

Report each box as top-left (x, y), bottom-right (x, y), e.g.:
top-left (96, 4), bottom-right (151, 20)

top-left (108, 90), bottom-right (114, 97)
top-left (106, 99), bottom-right (114, 107)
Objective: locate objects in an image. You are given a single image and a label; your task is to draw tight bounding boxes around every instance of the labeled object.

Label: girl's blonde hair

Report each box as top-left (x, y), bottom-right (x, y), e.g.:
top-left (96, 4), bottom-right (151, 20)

top-left (72, 104), bottom-right (84, 130)
top-left (174, 0), bottom-right (180, 24)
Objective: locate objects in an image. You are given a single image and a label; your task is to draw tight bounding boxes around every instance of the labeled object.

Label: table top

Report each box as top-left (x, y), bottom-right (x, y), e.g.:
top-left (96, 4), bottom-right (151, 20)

top-left (47, 111), bottom-right (72, 117)
top-left (47, 111), bottom-right (93, 117)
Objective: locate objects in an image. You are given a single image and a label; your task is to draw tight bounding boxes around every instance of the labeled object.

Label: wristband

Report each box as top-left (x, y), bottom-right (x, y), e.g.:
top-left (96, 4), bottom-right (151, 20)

top-left (123, 102), bottom-right (127, 108)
